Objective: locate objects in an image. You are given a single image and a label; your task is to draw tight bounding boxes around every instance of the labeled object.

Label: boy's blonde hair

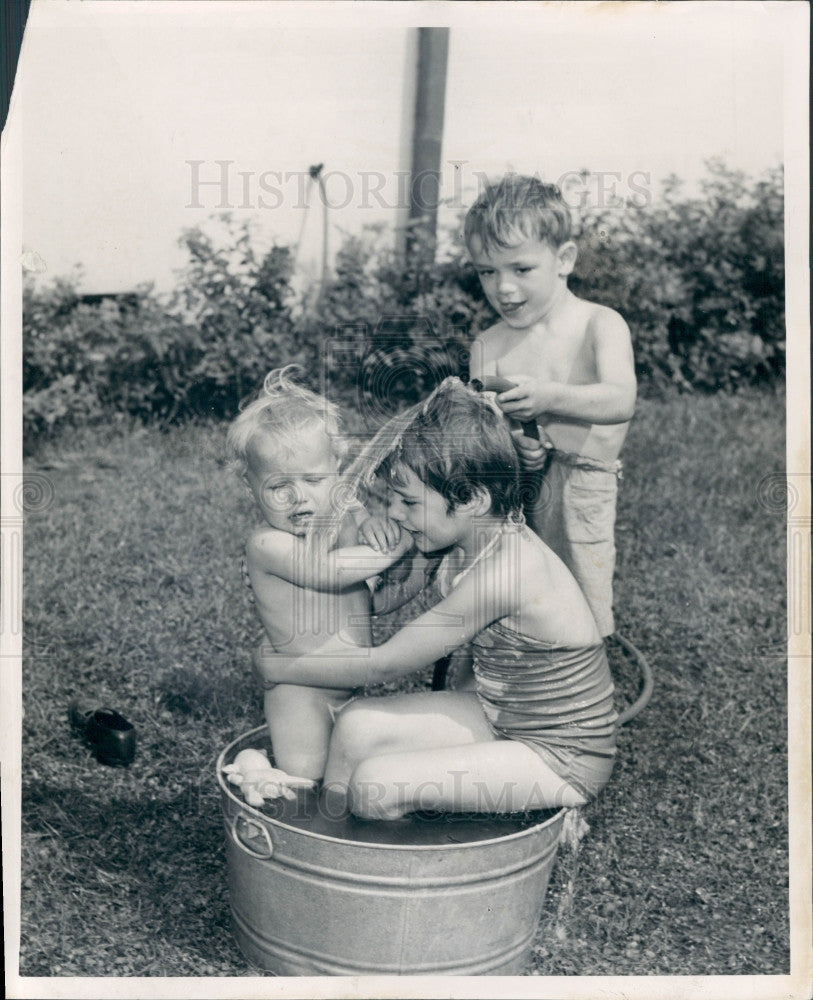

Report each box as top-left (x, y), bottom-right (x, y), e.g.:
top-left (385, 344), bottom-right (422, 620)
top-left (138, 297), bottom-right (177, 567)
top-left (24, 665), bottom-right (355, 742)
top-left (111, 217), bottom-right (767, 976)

top-left (227, 365), bottom-right (344, 473)
top-left (464, 174), bottom-right (573, 255)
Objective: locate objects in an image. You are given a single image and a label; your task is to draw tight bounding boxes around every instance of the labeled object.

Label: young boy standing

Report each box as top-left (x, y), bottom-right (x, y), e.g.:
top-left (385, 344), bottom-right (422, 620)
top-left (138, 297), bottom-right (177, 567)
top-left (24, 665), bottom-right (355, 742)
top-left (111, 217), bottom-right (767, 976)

top-left (465, 175), bottom-right (636, 637)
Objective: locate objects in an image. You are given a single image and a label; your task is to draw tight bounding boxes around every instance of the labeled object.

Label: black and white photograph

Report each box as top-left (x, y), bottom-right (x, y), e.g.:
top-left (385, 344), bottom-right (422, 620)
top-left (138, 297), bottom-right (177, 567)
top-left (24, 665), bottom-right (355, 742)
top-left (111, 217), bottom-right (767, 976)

top-left (1, 1), bottom-right (810, 997)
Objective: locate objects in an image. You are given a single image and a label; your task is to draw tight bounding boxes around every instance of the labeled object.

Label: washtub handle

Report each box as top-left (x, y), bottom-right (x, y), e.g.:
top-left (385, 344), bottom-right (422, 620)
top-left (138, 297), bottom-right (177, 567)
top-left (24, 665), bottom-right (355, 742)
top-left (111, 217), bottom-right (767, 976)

top-left (231, 812), bottom-right (275, 860)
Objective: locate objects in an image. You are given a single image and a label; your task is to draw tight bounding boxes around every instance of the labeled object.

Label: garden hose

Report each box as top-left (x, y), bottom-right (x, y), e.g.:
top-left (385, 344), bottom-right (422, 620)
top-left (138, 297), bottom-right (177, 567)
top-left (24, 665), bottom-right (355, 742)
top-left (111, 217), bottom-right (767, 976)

top-left (468, 375), bottom-right (541, 441)
top-left (610, 630), bottom-right (654, 727)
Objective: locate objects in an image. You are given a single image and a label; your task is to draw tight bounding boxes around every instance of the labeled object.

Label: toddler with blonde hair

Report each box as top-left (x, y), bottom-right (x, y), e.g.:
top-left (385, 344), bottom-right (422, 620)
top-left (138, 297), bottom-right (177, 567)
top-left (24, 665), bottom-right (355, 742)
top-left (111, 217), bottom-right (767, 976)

top-left (228, 366), bottom-right (411, 781)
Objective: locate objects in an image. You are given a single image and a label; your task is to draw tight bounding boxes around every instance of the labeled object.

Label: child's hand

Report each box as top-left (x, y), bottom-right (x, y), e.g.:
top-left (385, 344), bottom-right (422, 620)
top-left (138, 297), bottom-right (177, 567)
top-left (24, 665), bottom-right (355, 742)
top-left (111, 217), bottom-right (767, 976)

top-left (496, 375), bottom-right (554, 423)
top-left (511, 428), bottom-right (551, 472)
top-left (358, 514), bottom-right (403, 553)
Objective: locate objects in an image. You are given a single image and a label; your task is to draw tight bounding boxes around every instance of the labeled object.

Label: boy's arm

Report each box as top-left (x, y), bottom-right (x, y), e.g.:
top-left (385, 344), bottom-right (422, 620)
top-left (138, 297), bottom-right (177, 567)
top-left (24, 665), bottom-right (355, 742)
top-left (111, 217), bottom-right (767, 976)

top-left (247, 525), bottom-right (413, 592)
top-left (497, 309), bottom-right (636, 425)
top-left (469, 330), bottom-right (552, 471)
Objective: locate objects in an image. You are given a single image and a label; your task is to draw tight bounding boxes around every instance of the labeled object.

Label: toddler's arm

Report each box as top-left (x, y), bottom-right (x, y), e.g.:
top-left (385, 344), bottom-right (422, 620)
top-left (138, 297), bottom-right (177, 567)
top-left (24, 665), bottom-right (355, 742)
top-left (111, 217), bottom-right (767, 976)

top-left (247, 524), bottom-right (413, 592)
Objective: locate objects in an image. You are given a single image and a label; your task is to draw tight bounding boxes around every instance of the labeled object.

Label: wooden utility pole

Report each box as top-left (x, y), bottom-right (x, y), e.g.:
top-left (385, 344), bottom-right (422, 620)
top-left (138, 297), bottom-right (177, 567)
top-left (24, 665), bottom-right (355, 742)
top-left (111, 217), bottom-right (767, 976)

top-left (403, 27), bottom-right (450, 262)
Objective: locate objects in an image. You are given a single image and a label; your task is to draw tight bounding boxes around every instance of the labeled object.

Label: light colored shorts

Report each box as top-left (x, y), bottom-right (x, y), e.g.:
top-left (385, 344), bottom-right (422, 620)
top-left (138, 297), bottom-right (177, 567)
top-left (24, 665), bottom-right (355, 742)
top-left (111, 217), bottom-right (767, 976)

top-left (526, 450), bottom-right (621, 638)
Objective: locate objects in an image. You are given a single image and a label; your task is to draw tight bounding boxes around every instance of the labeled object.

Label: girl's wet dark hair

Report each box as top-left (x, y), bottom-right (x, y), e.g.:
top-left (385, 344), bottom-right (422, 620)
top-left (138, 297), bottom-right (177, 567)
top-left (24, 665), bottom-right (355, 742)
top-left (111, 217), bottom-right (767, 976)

top-left (314, 377), bottom-right (524, 552)
top-left (380, 380), bottom-right (522, 518)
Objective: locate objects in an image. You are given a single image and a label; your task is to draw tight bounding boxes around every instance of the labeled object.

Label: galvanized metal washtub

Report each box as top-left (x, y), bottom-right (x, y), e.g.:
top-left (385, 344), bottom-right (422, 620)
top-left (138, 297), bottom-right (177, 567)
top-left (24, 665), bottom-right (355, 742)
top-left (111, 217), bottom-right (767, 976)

top-left (217, 726), bottom-right (566, 976)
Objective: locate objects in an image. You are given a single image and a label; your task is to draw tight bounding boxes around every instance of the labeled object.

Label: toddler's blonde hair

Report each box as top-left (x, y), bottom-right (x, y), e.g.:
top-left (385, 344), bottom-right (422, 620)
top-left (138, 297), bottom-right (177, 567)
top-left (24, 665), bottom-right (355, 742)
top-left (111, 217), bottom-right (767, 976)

top-left (227, 365), bottom-right (344, 474)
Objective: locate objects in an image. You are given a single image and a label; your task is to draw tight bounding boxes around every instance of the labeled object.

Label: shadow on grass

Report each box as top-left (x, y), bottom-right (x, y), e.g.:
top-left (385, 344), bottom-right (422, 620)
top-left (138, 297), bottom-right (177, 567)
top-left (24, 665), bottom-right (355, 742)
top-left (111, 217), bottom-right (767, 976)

top-left (150, 662), bottom-right (247, 720)
top-left (21, 781), bottom-right (256, 977)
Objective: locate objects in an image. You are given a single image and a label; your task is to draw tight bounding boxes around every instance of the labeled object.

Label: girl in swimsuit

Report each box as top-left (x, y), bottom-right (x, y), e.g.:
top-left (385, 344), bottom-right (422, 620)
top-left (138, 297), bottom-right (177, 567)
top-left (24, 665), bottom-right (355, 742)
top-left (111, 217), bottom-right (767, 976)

top-left (254, 378), bottom-right (617, 819)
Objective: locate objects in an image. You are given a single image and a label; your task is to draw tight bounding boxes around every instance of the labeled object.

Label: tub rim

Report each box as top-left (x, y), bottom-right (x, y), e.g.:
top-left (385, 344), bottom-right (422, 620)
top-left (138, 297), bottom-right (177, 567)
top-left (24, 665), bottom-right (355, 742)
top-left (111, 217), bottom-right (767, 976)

top-left (217, 725), bottom-right (566, 852)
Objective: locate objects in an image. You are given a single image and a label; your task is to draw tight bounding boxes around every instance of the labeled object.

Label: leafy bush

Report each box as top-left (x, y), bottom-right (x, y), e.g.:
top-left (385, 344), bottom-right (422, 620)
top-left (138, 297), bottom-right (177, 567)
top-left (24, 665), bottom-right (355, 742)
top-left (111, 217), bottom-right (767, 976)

top-left (310, 223), bottom-right (493, 416)
top-left (23, 275), bottom-right (205, 447)
top-left (572, 161), bottom-right (784, 390)
top-left (22, 162), bottom-right (784, 445)
top-left (22, 219), bottom-right (306, 446)
top-left (169, 217), bottom-right (308, 415)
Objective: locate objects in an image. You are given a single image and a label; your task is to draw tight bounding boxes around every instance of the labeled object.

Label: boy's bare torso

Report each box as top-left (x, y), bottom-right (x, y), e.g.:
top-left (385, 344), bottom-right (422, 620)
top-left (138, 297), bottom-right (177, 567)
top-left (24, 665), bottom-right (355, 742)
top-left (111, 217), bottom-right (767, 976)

top-left (475, 295), bottom-right (630, 462)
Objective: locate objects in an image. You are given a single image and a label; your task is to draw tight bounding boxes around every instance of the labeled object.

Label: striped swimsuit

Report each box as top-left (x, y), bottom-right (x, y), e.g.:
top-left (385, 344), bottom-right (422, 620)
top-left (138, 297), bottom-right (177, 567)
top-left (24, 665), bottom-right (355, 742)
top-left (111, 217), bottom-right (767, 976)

top-left (471, 620), bottom-right (617, 799)
top-left (440, 526), bottom-right (617, 799)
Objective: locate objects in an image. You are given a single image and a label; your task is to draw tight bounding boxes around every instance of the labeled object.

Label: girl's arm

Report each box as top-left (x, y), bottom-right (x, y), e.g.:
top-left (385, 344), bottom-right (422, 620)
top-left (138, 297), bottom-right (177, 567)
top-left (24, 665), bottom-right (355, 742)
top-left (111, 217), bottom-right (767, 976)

top-left (247, 523), bottom-right (413, 591)
top-left (254, 554), bottom-right (514, 688)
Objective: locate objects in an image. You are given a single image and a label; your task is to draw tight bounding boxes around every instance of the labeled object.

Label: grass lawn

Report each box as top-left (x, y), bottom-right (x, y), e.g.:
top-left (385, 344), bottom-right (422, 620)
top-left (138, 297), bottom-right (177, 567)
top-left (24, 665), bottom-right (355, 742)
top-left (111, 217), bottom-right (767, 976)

top-left (18, 388), bottom-right (789, 977)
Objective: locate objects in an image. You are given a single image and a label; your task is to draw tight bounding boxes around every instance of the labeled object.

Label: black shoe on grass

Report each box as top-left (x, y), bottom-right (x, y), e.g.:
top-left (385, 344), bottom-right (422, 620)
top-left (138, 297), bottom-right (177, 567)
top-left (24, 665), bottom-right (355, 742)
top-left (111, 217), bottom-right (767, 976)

top-left (69, 701), bottom-right (136, 767)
